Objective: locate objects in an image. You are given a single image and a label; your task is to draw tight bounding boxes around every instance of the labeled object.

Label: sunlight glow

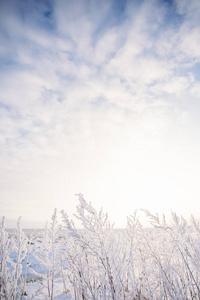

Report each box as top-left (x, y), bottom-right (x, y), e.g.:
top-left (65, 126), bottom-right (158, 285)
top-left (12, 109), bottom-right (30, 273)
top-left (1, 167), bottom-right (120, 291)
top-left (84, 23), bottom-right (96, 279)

top-left (0, 0), bottom-right (200, 227)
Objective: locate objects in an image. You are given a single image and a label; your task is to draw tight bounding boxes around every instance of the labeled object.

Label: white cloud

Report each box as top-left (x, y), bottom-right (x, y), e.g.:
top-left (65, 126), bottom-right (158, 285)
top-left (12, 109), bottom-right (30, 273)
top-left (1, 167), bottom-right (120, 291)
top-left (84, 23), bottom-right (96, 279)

top-left (151, 76), bottom-right (190, 96)
top-left (178, 27), bottom-right (200, 60)
top-left (175, 0), bottom-right (200, 21)
top-left (1, 0), bottom-right (200, 227)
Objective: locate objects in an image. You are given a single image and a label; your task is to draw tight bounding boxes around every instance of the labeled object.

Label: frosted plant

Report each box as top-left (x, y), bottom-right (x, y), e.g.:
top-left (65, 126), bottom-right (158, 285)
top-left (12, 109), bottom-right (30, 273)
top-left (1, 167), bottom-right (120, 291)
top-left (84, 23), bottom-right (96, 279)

top-left (0, 217), bottom-right (14, 299)
top-left (126, 211), bottom-right (156, 300)
top-left (142, 210), bottom-right (200, 299)
top-left (1, 198), bottom-right (200, 299)
top-left (21, 229), bottom-right (37, 299)
top-left (0, 217), bottom-right (29, 300)
top-left (61, 194), bottom-right (125, 300)
top-left (30, 209), bottom-right (62, 299)
top-left (11, 217), bottom-right (29, 299)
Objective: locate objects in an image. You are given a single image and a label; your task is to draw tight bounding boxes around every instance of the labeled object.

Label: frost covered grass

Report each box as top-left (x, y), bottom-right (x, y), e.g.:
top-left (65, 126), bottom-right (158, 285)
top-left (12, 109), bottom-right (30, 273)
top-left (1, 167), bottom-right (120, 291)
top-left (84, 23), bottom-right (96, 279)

top-left (1, 194), bottom-right (200, 299)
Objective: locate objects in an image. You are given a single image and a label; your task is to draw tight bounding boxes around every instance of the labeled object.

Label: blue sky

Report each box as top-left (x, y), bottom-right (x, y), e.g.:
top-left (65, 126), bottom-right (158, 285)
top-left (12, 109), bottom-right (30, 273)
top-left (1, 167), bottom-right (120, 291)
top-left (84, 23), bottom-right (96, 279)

top-left (0, 0), bottom-right (200, 227)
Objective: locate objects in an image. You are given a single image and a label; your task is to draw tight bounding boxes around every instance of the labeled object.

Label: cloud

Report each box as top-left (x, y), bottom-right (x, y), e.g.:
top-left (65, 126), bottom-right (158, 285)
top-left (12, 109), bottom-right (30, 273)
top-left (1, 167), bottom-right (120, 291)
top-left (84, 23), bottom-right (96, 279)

top-left (1, 0), bottom-right (200, 226)
top-left (175, 0), bottom-right (200, 21)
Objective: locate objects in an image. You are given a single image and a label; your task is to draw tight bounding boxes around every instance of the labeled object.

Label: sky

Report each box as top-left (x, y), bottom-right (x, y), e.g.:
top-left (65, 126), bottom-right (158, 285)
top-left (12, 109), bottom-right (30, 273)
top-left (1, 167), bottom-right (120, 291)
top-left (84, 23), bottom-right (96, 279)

top-left (0, 0), bottom-right (200, 228)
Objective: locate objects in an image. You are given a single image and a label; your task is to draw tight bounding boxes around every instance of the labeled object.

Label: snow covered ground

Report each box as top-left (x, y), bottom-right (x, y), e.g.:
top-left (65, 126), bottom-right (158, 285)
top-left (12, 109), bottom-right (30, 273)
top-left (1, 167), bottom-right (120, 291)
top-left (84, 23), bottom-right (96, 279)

top-left (2, 196), bottom-right (200, 299)
top-left (24, 279), bottom-right (65, 299)
top-left (7, 238), bottom-right (70, 299)
top-left (25, 278), bottom-right (70, 300)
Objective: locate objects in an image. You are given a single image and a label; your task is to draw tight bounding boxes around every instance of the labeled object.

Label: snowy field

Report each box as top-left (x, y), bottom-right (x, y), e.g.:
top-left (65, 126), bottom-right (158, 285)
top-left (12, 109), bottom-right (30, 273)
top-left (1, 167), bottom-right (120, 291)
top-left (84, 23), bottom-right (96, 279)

top-left (3, 228), bottom-right (70, 299)
top-left (1, 195), bottom-right (200, 299)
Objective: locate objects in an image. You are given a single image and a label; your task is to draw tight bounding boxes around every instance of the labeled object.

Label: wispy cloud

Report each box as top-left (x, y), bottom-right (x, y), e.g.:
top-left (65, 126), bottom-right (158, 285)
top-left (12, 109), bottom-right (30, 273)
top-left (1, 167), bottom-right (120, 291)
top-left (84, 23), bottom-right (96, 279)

top-left (0, 0), bottom-right (200, 227)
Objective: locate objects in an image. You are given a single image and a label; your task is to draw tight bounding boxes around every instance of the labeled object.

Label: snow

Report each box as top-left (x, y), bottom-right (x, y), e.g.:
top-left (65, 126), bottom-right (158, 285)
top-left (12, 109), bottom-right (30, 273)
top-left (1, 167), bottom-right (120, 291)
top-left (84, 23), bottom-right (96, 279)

top-left (25, 279), bottom-right (70, 300)
top-left (1, 196), bottom-right (200, 299)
